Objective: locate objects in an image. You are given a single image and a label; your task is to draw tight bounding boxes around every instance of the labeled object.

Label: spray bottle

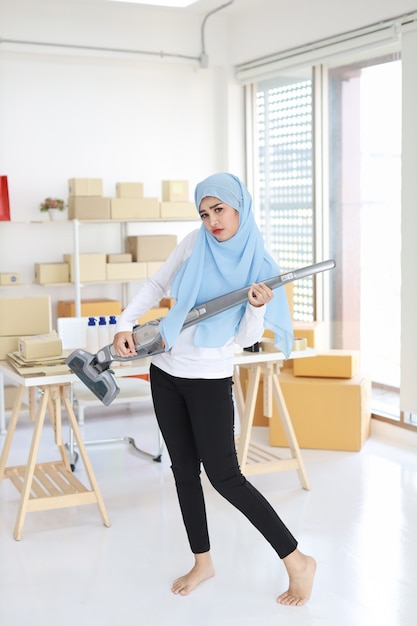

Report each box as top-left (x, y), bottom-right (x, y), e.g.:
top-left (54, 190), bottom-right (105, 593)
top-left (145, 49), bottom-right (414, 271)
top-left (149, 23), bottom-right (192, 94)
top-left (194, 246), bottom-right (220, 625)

top-left (108, 315), bottom-right (118, 344)
top-left (86, 317), bottom-right (99, 353)
top-left (108, 315), bottom-right (120, 366)
top-left (98, 316), bottom-right (108, 349)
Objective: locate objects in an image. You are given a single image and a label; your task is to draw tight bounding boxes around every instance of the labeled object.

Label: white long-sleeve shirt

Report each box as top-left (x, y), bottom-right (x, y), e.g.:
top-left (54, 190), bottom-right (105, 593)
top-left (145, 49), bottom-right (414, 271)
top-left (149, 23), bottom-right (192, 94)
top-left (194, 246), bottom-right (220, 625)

top-left (116, 229), bottom-right (266, 379)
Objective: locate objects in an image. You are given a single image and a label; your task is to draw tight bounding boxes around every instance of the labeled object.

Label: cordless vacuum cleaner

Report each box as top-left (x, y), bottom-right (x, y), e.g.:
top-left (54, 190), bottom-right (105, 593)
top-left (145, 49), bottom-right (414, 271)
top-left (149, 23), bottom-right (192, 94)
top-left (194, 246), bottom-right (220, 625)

top-left (66, 259), bottom-right (336, 405)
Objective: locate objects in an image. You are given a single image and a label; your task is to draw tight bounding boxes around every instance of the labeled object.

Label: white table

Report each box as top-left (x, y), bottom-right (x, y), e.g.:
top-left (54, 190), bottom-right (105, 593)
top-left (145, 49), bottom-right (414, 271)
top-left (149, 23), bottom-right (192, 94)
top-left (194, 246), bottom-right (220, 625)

top-left (0, 361), bottom-right (152, 434)
top-left (233, 348), bottom-right (315, 490)
top-left (0, 347), bottom-right (314, 538)
top-left (0, 359), bottom-right (153, 540)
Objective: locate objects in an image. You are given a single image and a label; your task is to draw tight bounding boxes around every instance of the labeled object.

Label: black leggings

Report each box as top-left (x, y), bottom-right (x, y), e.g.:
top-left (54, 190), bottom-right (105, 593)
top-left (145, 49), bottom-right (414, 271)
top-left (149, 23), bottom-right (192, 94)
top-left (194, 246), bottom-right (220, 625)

top-left (150, 364), bottom-right (298, 559)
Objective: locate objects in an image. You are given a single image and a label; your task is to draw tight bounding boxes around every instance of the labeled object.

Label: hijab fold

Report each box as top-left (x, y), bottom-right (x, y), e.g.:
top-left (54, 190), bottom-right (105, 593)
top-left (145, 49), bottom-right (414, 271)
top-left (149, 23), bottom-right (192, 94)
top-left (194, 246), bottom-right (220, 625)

top-left (159, 173), bottom-right (294, 358)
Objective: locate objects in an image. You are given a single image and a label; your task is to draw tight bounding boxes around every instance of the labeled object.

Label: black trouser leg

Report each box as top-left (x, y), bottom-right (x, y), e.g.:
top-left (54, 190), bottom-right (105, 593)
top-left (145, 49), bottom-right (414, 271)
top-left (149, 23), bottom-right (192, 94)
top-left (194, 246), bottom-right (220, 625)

top-left (150, 364), bottom-right (298, 558)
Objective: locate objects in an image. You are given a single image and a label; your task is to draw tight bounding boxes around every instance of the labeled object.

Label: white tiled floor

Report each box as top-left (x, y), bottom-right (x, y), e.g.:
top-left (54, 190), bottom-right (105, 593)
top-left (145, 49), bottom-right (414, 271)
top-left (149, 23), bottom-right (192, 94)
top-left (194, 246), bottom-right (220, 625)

top-left (1, 400), bottom-right (417, 626)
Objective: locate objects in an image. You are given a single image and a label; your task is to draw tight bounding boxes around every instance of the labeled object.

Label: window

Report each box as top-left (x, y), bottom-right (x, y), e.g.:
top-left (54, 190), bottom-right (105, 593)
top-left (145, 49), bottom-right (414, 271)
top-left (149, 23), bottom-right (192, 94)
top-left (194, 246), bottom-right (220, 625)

top-left (328, 57), bottom-right (402, 419)
top-left (255, 74), bottom-right (315, 321)
top-left (251, 55), bottom-right (403, 423)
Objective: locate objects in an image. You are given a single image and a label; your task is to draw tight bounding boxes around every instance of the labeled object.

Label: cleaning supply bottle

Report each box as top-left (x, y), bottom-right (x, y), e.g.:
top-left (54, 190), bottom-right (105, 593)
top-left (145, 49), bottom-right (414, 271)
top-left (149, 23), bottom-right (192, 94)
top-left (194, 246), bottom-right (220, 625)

top-left (108, 315), bottom-right (118, 344)
top-left (107, 315), bottom-right (120, 366)
top-left (86, 317), bottom-right (99, 353)
top-left (98, 316), bottom-right (108, 349)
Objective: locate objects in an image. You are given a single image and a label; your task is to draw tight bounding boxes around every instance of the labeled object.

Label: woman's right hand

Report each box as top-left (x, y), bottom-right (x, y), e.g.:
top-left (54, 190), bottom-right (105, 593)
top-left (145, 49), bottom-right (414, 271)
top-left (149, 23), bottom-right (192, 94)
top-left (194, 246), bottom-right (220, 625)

top-left (113, 331), bottom-right (137, 357)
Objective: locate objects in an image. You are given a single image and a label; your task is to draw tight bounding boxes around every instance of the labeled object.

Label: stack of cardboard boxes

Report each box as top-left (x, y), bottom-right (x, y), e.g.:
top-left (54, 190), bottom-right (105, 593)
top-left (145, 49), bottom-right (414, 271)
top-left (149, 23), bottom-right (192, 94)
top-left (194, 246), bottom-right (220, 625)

top-left (0, 296), bottom-right (52, 360)
top-left (0, 296), bottom-right (67, 399)
top-left (33, 178), bottom-right (197, 286)
top-left (66, 177), bottom-right (198, 221)
top-left (244, 319), bottom-right (371, 452)
top-left (160, 180), bottom-right (196, 219)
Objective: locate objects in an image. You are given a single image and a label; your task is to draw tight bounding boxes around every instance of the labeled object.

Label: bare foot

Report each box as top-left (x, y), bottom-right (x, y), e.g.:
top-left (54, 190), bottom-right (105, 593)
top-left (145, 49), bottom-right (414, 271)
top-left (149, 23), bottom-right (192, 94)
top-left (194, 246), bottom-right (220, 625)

top-left (277, 549), bottom-right (316, 607)
top-left (171, 552), bottom-right (215, 596)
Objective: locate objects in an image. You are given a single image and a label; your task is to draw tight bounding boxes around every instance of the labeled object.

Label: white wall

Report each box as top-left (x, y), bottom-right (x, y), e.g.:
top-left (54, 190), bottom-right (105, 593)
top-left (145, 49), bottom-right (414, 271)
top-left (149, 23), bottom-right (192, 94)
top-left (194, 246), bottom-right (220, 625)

top-left (0, 0), bottom-right (244, 322)
top-left (1, 0), bottom-right (415, 325)
top-left (228, 0), bottom-right (417, 65)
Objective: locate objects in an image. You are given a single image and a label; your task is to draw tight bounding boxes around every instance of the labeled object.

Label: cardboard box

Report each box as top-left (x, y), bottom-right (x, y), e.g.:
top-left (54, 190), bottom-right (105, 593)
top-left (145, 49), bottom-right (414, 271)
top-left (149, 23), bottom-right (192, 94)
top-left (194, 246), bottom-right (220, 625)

top-left (4, 385), bottom-right (22, 410)
top-left (269, 370), bottom-right (371, 451)
top-left (162, 180), bottom-right (189, 202)
top-left (63, 253), bottom-right (107, 282)
top-left (126, 235), bottom-right (177, 262)
top-left (0, 273), bottom-right (20, 286)
top-left (68, 197), bottom-right (111, 220)
top-left (147, 261), bottom-right (164, 276)
top-left (107, 253), bottom-right (132, 263)
top-left (293, 350), bottom-right (360, 379)
top-left (18, 332), bottom-right (62, 360)
top-left (137, 307), bottom-right (169, 324)
top-left (116, 182), bottom-right (144, 198)
top-left (57, 299), bottom-right (122, 318)
top-left (106, 262), bottom-right (147, 281)
top-left (68, 178), bottom-right (103, 197)
top-left (160, 201), bottom-right (197, 219)
top-left (159, 297), bottom-right (175, 309)
top-left (34, 262), bottom-right (70, 284)
top-left (0, 336), bottom-right (19, 360)
top-left (110, 197), bottom-right (160, 220)
top-left (0, 296), bottom-right (51, 337)
top-left (292, 321), bottom-right (326, 349)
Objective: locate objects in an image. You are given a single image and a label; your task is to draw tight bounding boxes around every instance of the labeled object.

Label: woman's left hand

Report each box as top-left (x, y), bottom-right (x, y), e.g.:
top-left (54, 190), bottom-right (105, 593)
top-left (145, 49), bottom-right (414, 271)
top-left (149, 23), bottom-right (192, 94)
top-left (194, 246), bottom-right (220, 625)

top-left (248, 282), bottom-right (274, 308)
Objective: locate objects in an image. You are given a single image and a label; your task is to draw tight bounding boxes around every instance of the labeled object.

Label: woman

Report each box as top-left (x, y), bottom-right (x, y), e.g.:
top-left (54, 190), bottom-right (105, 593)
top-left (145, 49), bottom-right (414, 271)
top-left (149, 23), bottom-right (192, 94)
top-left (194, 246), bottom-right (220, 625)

top-left (113, 173), bottom-right (316, 606)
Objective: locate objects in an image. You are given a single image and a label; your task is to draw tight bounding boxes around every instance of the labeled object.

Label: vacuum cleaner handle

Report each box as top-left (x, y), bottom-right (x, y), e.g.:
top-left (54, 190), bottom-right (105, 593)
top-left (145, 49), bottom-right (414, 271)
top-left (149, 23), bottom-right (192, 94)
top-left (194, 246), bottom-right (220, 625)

top-left (95, 319), bottom-right (165, 365)
top-left (66, 259), bottom-right (336, 405)
top-left (95, 258), bottom-right (336, 365)
top-left (181, 259), bottom-right (336, 328)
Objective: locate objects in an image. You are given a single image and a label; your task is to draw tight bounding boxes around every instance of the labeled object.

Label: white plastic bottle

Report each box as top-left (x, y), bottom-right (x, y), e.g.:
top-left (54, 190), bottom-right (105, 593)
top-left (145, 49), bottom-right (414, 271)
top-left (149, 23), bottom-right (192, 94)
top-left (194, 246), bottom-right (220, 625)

top-left (108, 315), bottom-right (120, 367)
top-left (98, 316), bottom-right (108, 349)
top-left (108, 315), bottom-right (118, 344)
top-left (86, 317), bottom-right (99, 354)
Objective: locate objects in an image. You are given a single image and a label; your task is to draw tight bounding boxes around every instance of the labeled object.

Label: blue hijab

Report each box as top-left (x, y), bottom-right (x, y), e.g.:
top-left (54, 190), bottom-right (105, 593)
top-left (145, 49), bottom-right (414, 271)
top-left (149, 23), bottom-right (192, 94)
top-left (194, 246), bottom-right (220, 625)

top-left (159, 173), bottom-right (294, 358)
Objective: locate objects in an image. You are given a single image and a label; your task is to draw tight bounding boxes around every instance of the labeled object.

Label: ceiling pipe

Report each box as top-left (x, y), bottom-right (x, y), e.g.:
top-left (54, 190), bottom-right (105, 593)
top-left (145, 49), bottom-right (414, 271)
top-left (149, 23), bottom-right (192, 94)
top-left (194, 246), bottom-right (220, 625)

top-left (199, 0), bottom-right (235, 68)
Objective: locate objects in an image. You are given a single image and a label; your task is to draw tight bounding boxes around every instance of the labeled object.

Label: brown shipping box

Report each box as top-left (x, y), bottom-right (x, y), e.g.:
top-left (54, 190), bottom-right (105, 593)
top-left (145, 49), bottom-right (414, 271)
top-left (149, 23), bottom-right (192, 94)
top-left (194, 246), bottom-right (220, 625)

top-left (269, 370), bottom-right (371, 451)
top-left (292, 321), bottom-right (326, 349)
top-left (68, 197), bottom-right (111, 220)
top-left (138, 307), bottom-right (169, 324)
top-left (116, 182), bottom-right (144, 198)
top-left (162, 180), bottom-right (189, 202)
top-left (111, 197), bottom-right (160, 219)
top-left (126, 235), bottom-right (177, 262)
top-left (159, 201), bottom-right (197, 219)
top-left (147, 261), bottom-right (164, 276)
top-left (293, 349), bottom-right (360, 379)
top-left (34, 262), bottom-right (70, 284)
top-left (63, 253), bottom-right (107, 282)
top-left (106, 262), bottom-right (147, 281)
top-left (0, 336), bottom-right (19, 360)
top-left (0, 273), bottom-right (20, 286)
top-left (68, 178), bottom-right (103, 197)
top-left (0, 296), bottom-right (51, 337)
top-left (57, 299), bottom-right (122, 318)
top-left (18, 332), bottom-right (62, 360)
top-left (107, 253), bottom-right (132, 263)
top-left (4, 385), bottom-right (22, 410)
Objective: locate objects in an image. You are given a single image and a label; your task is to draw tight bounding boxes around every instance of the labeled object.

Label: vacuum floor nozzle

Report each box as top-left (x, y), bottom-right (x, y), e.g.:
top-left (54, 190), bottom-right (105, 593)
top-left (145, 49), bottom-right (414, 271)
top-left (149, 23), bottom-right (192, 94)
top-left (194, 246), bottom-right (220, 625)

top-left (66, 349), bottom-right (120, 406)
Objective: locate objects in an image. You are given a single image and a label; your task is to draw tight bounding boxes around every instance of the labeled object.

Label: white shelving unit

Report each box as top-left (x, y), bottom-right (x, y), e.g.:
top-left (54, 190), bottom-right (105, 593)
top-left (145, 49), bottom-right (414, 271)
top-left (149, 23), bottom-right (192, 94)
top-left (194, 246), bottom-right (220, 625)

top-left (70, 217), bottom-right (199, 315)
top-left (0, 217), bottom-right (199, 317)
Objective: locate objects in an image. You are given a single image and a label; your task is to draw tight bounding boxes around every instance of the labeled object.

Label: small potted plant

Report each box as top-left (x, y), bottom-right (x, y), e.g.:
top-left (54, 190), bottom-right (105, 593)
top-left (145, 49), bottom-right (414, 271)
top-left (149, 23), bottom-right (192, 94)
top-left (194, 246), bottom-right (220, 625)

top-left (39, 197), bottom-right (67, 220)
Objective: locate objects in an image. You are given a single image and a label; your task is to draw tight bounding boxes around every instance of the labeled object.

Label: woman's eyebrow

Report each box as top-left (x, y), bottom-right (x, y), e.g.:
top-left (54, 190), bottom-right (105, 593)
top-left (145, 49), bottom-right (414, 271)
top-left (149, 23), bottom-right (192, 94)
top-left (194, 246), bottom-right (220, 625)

top-left (199, 201), bottom-right (222, 214)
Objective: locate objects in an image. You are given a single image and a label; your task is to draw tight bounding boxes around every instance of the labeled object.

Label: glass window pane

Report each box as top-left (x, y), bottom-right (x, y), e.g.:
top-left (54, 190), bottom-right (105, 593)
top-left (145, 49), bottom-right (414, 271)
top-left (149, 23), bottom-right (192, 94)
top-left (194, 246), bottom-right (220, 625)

top-left (256, 73), bottom-right (315, 321)
top-left (328, 57), bottom-right (401, 418)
